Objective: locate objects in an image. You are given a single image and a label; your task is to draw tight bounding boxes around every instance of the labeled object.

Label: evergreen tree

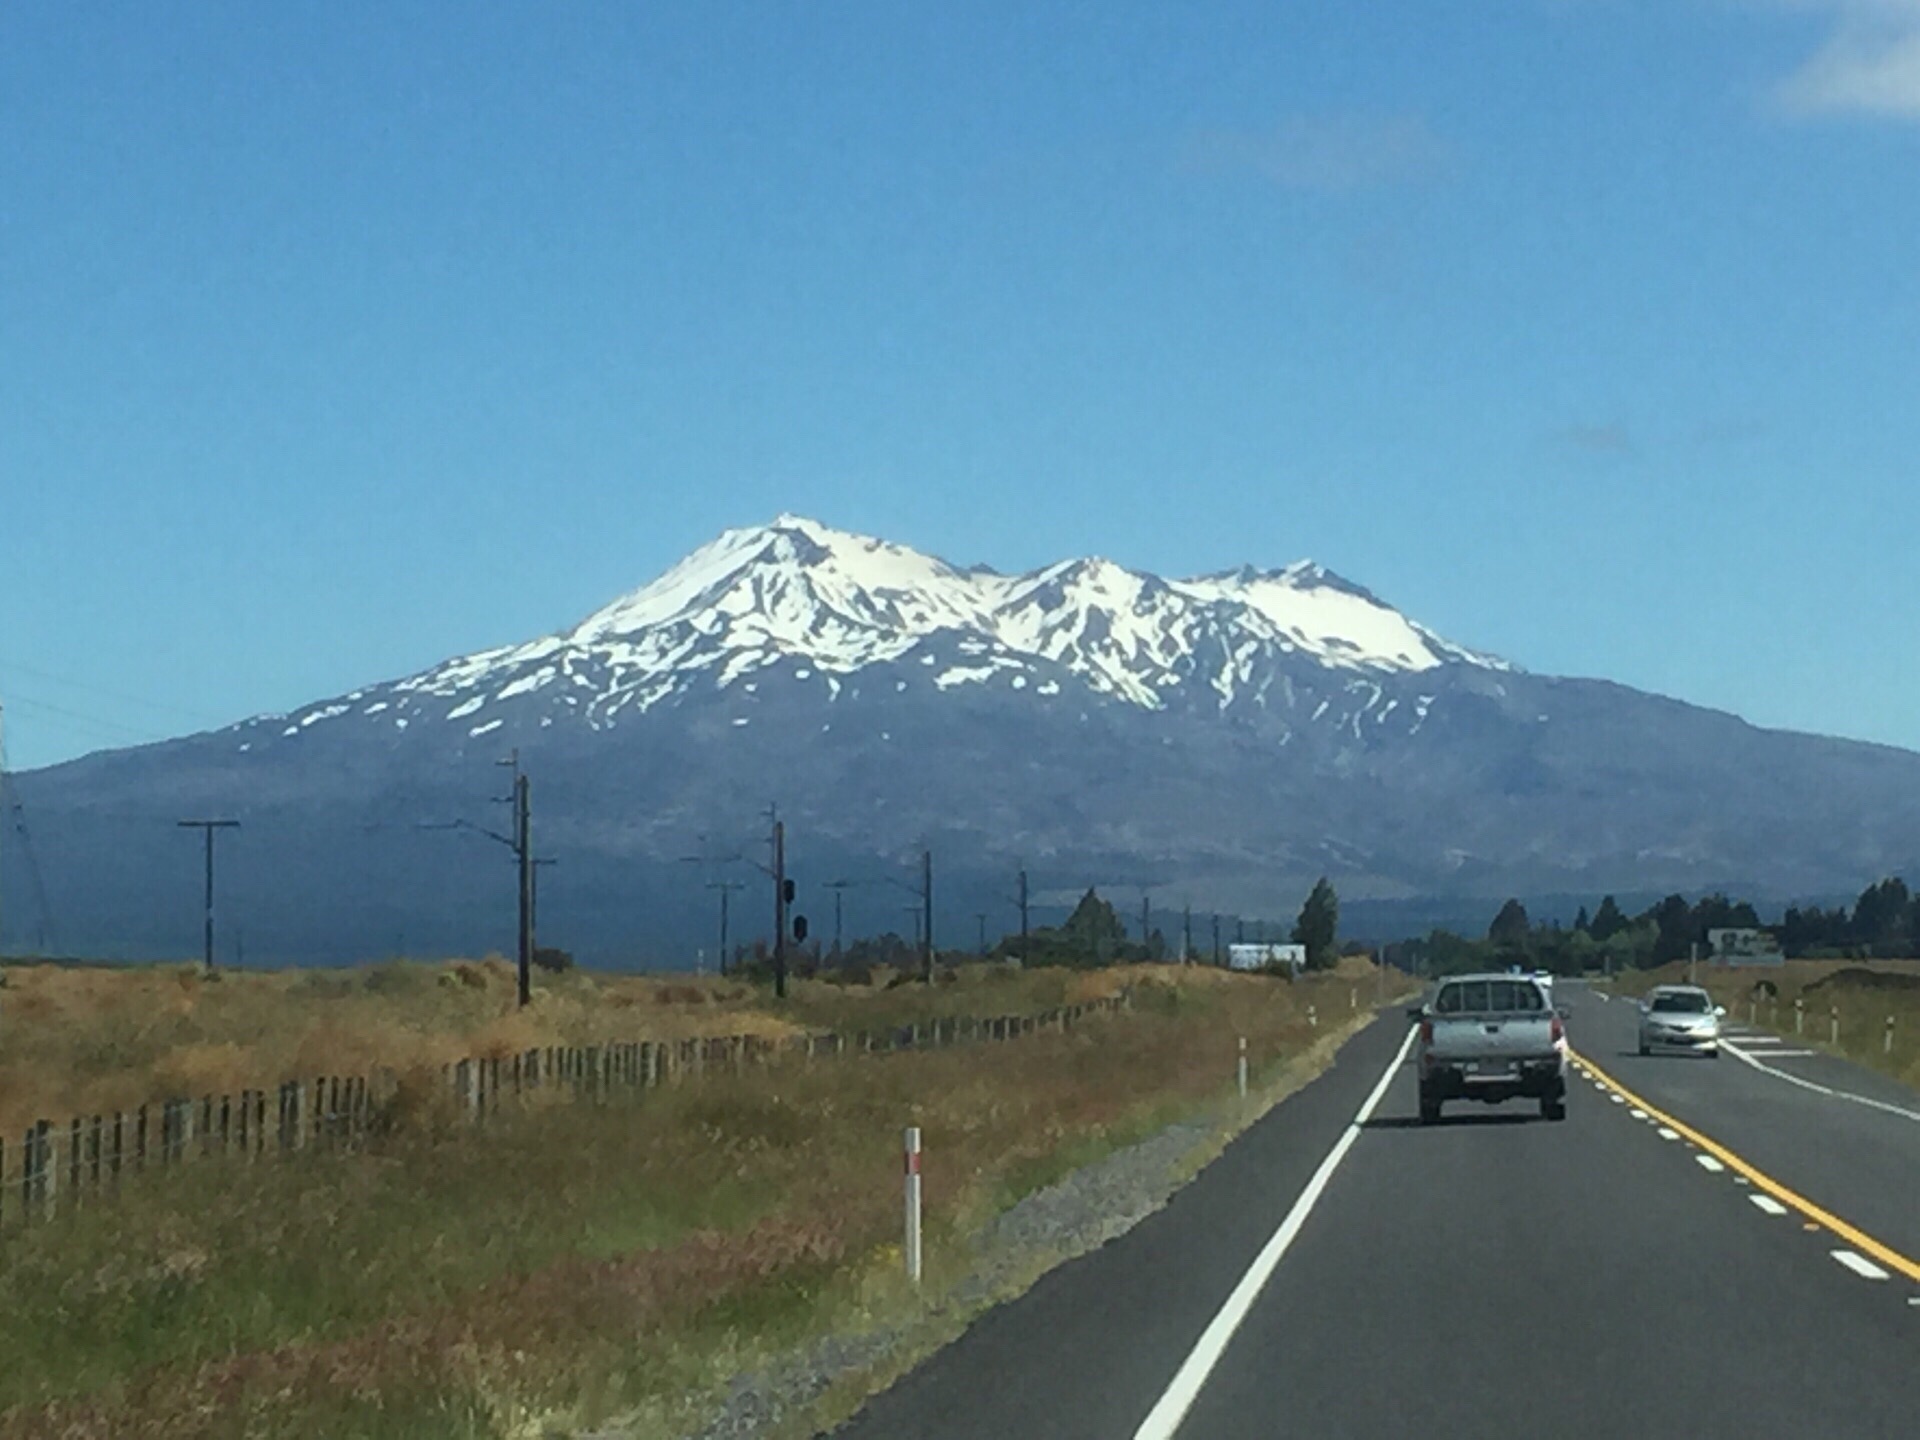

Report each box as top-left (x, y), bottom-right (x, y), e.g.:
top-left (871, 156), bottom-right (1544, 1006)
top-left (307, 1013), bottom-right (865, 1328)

top-left (1591, 895), bottom-right (1627, 942)
top-left (1649, 894), bottom-right (1694, 965)
top-left (1852, 878), bottom-right (1912, 947)
top-left (1488, 898), bottom-right (1532, 951)
top-left (1573, 905), bottom-right (1591, 934)
top-left (1063, 888), bottom-right (1126, 966)
top-left (1292, 877), bottom-right (1340, 970)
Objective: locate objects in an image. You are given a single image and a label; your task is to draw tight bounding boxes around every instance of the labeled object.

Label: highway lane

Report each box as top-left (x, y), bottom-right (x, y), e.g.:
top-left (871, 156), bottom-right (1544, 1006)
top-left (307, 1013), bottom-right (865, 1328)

top-left (835, 986), bottom-right (1919, 1439)
top-left (1574, 982), bottom-right (1920, 1262)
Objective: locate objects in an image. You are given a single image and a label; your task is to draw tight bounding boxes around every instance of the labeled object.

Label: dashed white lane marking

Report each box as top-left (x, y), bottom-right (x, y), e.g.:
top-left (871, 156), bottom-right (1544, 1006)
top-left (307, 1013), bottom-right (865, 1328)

top-left (1611, 1094), bottom-right (1625, 1104)
top-left (1735, 1035), bottom-right (1788, 1045)
top-left (1753, 1050), bottom-right (1818, 1058)
top-left (1750, 1195), bottom-right (1788, 1216)
top-left (1656, 1126), bottom-right (1680, 1141)
top-left (1721, 1040), bottom-right (1920, 1124)
top-left (1629, 1108), bottom-right (1649, 1119)
top-left (1130, 1026), bottom-right (1418, 1440)
top-left (1696, 1155), bottom-right (1726, 1173)
top-left (1831, 1250), bottom-right (1891, 1281)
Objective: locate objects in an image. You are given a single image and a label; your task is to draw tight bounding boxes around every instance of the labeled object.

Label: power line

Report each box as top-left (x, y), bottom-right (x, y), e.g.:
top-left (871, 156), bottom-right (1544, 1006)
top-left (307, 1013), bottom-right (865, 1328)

top-left (0, 657), bottom-right (232, 727)
top-left (0, 691), bottom-right (157, 745)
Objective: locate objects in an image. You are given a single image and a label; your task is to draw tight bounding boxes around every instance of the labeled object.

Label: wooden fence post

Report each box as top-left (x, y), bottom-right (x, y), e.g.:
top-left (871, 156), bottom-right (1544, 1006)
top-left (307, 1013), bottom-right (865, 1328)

top-left (42, 1122), bottom-right (58, 1219)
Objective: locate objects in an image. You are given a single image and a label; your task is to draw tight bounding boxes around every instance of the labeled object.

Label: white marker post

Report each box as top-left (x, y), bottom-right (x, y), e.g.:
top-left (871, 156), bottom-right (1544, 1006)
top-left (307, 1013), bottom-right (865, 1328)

top-left (1308, 1004), bottom-right (1317, 1030)
top-left (903, 1126), bottom-right (923, 1285)
top-left (1795, 998), bottom-right (1804, 1036)
top-left (1887, 1015), bottom-right (1895, 1056)
top-left (1238, 1037), bottom-right (1248, 1100)
top-left (1831, 1006), bottom-right (1840, 1046)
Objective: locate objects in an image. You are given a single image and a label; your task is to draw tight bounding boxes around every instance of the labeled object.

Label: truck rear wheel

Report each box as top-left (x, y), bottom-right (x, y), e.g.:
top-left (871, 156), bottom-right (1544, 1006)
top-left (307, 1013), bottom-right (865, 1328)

top-left (1419, 1093), bottom-right (1441, 1125)
top-left (1541, 1094), bottom-right (1567, 1122)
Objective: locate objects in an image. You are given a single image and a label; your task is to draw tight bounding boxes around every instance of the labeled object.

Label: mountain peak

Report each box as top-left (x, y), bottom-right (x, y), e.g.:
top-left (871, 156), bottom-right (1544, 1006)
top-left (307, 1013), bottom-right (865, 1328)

top-left (363, 518), bottom-right (1509, 738)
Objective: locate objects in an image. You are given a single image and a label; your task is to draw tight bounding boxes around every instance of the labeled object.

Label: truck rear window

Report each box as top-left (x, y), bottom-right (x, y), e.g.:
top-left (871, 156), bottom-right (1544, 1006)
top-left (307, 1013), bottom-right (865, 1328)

top-left (1433, 979), bottom-right (1546, 1014)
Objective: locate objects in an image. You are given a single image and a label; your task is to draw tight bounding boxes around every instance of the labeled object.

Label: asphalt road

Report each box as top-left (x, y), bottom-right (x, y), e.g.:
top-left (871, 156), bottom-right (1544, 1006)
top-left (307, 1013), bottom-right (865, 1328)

top-left (833, 982), bottom-right (1919, 1439)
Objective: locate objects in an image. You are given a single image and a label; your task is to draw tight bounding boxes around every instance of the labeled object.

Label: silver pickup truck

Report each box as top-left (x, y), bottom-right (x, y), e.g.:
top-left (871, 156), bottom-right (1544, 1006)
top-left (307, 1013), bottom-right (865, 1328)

top-left (1408, 973), bottom-right (1568, 1124)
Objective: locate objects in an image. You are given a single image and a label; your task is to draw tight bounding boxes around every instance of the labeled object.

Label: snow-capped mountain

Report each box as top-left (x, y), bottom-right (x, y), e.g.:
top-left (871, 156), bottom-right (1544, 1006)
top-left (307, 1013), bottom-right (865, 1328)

top-left (267, 516), bottom-right (1507, 747)
top-left (12, 516), bottom-right (1920, 967)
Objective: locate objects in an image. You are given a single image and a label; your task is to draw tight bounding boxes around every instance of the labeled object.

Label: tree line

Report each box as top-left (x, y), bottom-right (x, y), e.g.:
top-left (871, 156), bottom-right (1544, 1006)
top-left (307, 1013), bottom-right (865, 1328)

top-left (729, 876), bottom-right (1351, 981)
top-left (1393, 876), bottom-right (1919, 977)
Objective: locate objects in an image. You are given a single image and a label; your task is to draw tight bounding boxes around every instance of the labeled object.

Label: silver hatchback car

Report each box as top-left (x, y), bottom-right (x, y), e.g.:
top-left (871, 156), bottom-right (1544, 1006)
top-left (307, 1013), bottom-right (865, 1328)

top-left (1637, 985), bottom-right (1726, 1057)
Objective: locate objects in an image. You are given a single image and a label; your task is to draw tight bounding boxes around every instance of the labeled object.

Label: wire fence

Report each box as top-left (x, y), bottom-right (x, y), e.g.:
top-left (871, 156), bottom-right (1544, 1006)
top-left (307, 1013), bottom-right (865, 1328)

top-left (0, 991), bottom-right (1131, 1233)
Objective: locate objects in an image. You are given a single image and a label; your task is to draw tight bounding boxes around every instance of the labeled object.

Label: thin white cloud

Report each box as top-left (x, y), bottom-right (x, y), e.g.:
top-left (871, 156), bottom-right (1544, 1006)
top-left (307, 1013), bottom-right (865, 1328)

top-left (1770, 1), bottom-right (1920, 118)
top-left (1183, 113), bottom-right (1456, 192)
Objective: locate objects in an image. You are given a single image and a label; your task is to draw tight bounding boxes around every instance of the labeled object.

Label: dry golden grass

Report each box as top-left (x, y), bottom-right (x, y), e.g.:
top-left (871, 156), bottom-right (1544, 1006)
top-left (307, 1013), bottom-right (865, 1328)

top-left (0, 959), bottom-right (798, 1136)
top-left (0, 957), bottom-right (1227, 1138)
top-left (0, 963), bottom-right (1403, 1438)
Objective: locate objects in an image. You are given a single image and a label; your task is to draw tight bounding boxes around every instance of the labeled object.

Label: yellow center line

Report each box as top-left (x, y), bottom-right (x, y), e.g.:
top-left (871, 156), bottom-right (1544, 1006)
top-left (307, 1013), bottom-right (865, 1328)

top-left (1568, 1046), bottom-right (1920, 1286)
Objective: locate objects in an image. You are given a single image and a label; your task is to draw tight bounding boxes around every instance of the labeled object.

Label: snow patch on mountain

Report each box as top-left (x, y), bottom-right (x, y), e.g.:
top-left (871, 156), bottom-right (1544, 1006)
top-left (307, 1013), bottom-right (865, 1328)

top-left (266, 516), bottom-right (1508, 739)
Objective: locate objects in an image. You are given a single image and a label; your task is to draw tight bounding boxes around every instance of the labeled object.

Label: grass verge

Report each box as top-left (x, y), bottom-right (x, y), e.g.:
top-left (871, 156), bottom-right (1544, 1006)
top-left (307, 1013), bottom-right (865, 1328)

top-left (0, 963), bottom-right (1407, 1438)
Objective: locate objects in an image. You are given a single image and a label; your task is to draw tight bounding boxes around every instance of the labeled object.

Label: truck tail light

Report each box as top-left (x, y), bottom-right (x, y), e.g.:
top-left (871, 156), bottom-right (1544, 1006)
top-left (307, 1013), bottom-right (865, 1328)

top-left (1550, 1014), bottom-right (1565, 1045)
top-left (1420, 1018), bottom-right (1433, 1046)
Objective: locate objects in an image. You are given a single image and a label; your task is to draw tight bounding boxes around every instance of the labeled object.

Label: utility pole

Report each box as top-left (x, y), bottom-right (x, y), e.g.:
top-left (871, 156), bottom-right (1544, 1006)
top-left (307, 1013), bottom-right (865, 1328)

top-left (921, 848), bottom-right (934, 982)
top-left (976, 912), bottom-right (988, 956)
top-left (514, 774), bottom-right (532, 1008)
top-left (1183, 902), bottom-right (1193, 965)
top-left (176, 819), bottom-right (240, 971)
top-left (1018, 867), bottom-right (1030, 965)
top-left (1236, 917), bottom-right (1245, 945)
top-left (771, 810), bottom-right (788, 1000)
top-left (1141, 894), bottom-right (1151, 956)
top-left (825, 879), bottom-right (858, 957)
top-left (1213, 913), bottom-right (1223, 967)
top-left (708, 879), bottom-right (745, 974)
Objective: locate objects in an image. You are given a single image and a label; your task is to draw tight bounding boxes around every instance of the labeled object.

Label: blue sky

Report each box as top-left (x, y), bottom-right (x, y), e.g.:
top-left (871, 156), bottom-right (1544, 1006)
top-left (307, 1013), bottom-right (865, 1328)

top-left (3, 1), bottom-right (1917, 770)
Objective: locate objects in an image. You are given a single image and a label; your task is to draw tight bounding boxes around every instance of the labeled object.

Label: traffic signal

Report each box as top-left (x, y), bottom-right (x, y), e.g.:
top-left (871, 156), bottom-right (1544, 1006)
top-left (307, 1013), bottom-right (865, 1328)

top-left (782, 879), bottom-right (796, 904)
top-left (793, 915), bottom-right (809, 943)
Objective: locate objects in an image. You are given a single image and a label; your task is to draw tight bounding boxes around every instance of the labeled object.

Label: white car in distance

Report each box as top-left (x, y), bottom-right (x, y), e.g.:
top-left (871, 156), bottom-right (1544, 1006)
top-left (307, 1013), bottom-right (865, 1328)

top-left (1637, 985), bottom-right (1726, 1058)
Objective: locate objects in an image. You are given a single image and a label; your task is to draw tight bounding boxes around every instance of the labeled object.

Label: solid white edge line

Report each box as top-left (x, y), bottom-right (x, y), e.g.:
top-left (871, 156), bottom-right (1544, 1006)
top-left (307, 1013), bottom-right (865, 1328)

top-left (1749, 1195), bottom-right (1788, 1215)
top-left (1131, 1025), bottom-right (1418, 1440)
top-left (1721, 1040), bottom-right (1920, 1124)
top-left (1831, 1249), bottom-right (1891, 1281)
